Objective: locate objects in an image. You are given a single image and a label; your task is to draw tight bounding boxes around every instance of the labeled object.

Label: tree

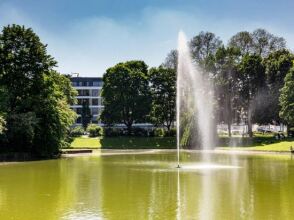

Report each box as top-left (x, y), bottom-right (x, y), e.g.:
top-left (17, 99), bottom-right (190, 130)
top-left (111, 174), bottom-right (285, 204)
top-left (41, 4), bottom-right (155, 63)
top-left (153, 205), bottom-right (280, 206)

top-left (149, 66), bottom-right (176, 131)
top-left (279, 67), bottom-right (294, 132)
top-left (162, 49), bottom-right (178, 70)
top-left (0, 25), bottom-right (76, 157)
top-left (229, 29), bottom-right (286, 58)
top-left (237, 54), bottom-right (265, 137)
top-left (0, 115), bottom-right (6, 134)
top-left (101, 60), bottom-right (151, 134)
top-left (261, 49), bottom-right (294, 123)
top-left (252, 29), bottom-right (286, 57)
top-left (81, 99), bottom-right (92, 129)
top-left (190, 31), bottom-right (222, 69)
top-left (228, 31), bottom-right (253, 55)
top-left (214, 46), bottom-right (241, 136)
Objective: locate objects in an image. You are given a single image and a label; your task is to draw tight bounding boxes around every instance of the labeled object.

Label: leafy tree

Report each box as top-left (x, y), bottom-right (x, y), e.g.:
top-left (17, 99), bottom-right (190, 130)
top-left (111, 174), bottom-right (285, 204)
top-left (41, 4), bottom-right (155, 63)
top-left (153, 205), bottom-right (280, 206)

top-left (149, 66), bottom-right (176, 131)
top-left (0, 25), bottom-right (76, 157)
top-left (162, 49), bottom-right (178, 70)
top-left (228, 31), bottom-right (253, 55)
top-left (279, 67), bottom-right (294, 131)
top-left (0, 115), bottom-right (6, 134)
top-left (229, 29), bottom-right (286, 58)
top-left (81, 99), bottom-right (92, 129)
top-left (237, 54), bottom-right (265, 137)
top-left (252, 29), bottom-right (286, 57)
top-left (260, 49), bottom-right (294, 123)
top-left (101, 60), bottom-right (151, 134)
top-left (190, 31), bottom-right (222, 69)
top-left (214, 46), bottom-right (241, 136)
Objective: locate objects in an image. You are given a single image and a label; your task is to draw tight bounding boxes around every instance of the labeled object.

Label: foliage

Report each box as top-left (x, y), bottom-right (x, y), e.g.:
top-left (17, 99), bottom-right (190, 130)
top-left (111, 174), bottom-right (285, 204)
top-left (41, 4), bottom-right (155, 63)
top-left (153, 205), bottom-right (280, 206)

top-left (132, 127), bottom-right (148, 137)
top-left (103, 127), bottom-right (122, 137)
top-left (237, 54), bottom-right (266, 136)
top-left (228, 31), bottom-right (253, 55)
top-left (165, 128), bottom-right (176, 137)
top-left (5, 112), bottom-right (37, 152)
top-left (214, 46), bottom-right (241, 136)
top-left (279, 67), bottom-right (294, 127)
top-left (154, 128), bottom-right (165, 137)
top-left (162, 49), bottom-right (178, 70)
top-left (0, 115), bottom-right (6, 134)
top-left (86, 124), bottom-right (102, 137)
top-left (149, 66), bottom-right (176, 131)
top-left (190, 31), bottom-right (223, 63)
top-left (0, 25), bottom-right (76, 157)
top-left (81, 99), bottom-right (91, 129)
top-left (101, 60), bottom-right (151, 134)
top-left (257, 50), bottom-right (294, 124)
top-left (70, 125), bottom-right (84, 137)
top-left (229, 29), bottom-right (286, 57)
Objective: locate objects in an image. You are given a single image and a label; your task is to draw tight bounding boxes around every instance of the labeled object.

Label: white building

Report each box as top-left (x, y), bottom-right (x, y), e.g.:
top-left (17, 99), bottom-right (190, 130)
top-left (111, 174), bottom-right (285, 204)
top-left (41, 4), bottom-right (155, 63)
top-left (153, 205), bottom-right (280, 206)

top-left (70, 77), bottom-right (104, 125)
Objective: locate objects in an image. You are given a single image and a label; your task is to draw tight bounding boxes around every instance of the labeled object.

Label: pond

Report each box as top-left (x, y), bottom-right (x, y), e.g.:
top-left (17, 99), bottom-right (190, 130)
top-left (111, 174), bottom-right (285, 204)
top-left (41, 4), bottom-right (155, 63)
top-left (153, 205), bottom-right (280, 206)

top-left (0, 150), bottom-right (294, 220)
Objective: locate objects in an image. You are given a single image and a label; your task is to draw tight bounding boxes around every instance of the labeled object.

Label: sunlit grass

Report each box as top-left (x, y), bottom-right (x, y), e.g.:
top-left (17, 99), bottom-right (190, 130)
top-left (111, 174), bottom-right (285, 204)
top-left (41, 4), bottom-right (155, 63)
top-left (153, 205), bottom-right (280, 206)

top-left (70, 136), bottom-right (176, 149)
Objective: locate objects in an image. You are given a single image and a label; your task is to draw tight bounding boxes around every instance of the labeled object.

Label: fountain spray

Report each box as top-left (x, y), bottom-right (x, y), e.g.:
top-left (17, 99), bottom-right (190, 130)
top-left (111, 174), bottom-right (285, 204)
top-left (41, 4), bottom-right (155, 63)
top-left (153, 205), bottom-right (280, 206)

top-left (176, 31), bottom-right (215, 168)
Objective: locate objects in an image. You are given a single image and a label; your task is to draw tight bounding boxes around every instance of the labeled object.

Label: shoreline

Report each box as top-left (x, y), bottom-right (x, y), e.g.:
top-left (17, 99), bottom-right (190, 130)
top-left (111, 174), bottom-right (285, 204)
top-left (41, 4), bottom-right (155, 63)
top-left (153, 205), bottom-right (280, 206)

top-left (0, 148), bottom-right (292, 164)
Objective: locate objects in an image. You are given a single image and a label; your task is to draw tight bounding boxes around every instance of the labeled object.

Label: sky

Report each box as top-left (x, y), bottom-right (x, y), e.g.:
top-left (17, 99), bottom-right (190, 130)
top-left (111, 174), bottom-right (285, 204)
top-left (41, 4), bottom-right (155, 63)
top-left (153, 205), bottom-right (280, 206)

top-left (0, 0), bottom-right (294, 76)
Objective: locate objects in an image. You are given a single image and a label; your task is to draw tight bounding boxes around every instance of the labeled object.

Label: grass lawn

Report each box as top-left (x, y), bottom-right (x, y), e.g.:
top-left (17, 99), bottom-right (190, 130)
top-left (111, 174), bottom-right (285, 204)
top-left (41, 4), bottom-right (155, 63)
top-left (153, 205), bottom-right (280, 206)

top-left (70, 136), bottom-right (176, 149)
top-left (70, 135), bottom-right (294, 152)
top-left (218, 136), bottom-right (294, 152)
top-left (221, 140), bottom-right (294, 152)
top-left (70, 136), bottom-right (101, 148)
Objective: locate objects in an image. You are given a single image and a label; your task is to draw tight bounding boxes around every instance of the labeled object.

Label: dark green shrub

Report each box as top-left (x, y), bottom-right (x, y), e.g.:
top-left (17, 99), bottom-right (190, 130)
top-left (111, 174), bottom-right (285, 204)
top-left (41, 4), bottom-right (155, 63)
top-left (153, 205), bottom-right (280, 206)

top-left (154, 128), bottom-right (165, 137)
top-left (165, 128), bottom-right (176, 137)
top-left (87, 124), bottom-right (103, 137)
top-left (70, 126), bottom-right (84, 137)
top-left (103, 127), bottom-right (122, 137)
top-left (132, 127), bottom-right (148, 136)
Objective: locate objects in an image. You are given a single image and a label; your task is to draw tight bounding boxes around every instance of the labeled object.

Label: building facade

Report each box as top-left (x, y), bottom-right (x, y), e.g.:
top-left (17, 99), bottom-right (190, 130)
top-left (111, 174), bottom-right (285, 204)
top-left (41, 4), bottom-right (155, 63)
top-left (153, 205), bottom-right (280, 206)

top-left (70, 77), bottom-right (104, 125)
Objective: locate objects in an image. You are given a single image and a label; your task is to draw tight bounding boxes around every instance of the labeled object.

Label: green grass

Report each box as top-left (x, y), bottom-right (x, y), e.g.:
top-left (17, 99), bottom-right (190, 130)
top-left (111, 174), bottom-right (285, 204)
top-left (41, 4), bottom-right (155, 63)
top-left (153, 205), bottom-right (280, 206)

top-left (70, 136), bottom-right (176, 149)
top-left (218, 136), bottom-right (294, 152)
top-left (70, 135), bottom-right (294, 152)
top-left (71, 136), bottom-right (101, 148)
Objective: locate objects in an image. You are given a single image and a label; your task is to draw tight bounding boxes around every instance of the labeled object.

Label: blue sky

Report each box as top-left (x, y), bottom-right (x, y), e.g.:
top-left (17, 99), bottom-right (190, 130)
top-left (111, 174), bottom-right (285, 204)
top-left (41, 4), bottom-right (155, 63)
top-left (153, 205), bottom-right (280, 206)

top-left (0, 0), bottom-right (294, 76)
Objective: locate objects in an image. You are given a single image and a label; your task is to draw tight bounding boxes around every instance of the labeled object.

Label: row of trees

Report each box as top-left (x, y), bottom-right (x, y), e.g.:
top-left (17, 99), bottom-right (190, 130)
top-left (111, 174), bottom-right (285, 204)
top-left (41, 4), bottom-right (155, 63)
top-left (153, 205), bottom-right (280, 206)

top-left (0, 25), bottom-right (77, 157)
top-left (101, 61), bottom-right (176, 134)
top-left (163, 29), bottom-right (294, 137)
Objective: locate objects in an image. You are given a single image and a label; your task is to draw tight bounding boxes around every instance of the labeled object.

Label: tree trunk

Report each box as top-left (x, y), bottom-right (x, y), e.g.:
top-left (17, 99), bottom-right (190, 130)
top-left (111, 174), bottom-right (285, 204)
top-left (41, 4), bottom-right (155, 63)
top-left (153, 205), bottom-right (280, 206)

top-left (248, 108), bottom-right (253, 138)
top-left (228, 123), bottom-right (232, 137)
top-left (127, 124), bottom-right (132, 136)
top-left (227, 96), bottom-right (232, 137)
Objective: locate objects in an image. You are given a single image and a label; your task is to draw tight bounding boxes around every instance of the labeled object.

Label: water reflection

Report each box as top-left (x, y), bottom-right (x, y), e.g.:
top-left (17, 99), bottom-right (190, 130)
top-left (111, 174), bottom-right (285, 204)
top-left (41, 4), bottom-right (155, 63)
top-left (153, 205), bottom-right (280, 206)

top-left (0, 151), bottom-right (293, 220)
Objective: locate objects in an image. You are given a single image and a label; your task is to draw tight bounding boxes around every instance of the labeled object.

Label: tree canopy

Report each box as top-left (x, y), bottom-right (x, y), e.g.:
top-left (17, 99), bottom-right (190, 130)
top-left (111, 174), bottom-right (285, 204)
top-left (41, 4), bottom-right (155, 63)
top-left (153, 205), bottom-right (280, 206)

top-left (0, 24), bottom-right (76, 157)
top-left (101, 60), bottom-right (151, 133)
top-left (149, 66), bottom-right (176, 131)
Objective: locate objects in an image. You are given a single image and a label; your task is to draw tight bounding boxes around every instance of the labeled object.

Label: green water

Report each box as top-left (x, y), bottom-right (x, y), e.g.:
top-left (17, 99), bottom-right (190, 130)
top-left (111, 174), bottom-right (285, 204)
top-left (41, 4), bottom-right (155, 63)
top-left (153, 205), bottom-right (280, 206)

top-left (0, 150), bottom-right (294, 220)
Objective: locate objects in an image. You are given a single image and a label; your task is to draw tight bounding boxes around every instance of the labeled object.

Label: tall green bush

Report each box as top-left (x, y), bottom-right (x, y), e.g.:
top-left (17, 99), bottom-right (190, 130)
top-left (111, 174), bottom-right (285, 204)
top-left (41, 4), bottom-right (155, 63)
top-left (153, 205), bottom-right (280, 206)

top-left (87, 124), bottom-right (102, 137)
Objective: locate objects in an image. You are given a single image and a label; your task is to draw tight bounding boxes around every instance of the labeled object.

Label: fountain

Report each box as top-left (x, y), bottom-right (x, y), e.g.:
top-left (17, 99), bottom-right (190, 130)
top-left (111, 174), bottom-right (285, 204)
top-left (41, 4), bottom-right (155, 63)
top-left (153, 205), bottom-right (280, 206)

top-left (176, 31), bottom-right (215, 167)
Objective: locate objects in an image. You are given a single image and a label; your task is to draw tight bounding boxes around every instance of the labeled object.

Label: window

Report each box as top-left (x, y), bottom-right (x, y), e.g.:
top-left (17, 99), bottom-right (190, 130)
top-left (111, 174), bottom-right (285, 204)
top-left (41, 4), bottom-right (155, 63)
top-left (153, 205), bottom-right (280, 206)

top-left (78, 99), bottom-right (89, 105)
top-left (72, 82), bottom-right (77, 86)
top-left (92, 99), bottom-right (98, 105)
top-left (76, 108), bottom-right (82, 114)
top-left (92, 116), bottom-right (98, 123)
top-left (92, 89), bottom-right (99, 96)
top-left (93, 81), bottom-right (101, 86)
top-left (78, 90), bottom-right (90, 96)
top-left (92, 108), bottom-right (98, 115)
top-left (76, 117), bottom-right (81, 123)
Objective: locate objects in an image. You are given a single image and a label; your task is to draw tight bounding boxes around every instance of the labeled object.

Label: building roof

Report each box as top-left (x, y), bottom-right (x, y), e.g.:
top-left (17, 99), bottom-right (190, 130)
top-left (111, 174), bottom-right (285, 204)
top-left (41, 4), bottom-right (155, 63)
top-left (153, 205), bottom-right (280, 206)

top-left (70, 77), bottom-right (103, 82)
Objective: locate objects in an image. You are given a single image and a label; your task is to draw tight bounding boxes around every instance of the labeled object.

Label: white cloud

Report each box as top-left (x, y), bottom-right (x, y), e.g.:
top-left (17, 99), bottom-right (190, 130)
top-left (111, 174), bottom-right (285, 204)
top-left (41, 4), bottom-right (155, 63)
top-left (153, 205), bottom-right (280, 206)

top-left (0, 3), bottom-right (293, 76)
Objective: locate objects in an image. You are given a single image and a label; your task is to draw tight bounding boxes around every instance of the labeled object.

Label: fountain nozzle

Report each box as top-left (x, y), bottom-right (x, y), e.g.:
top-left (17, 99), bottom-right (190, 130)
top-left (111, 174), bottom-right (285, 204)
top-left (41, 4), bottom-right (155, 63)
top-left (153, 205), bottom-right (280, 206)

top-left (177, 164), bottom-right (181, 168)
